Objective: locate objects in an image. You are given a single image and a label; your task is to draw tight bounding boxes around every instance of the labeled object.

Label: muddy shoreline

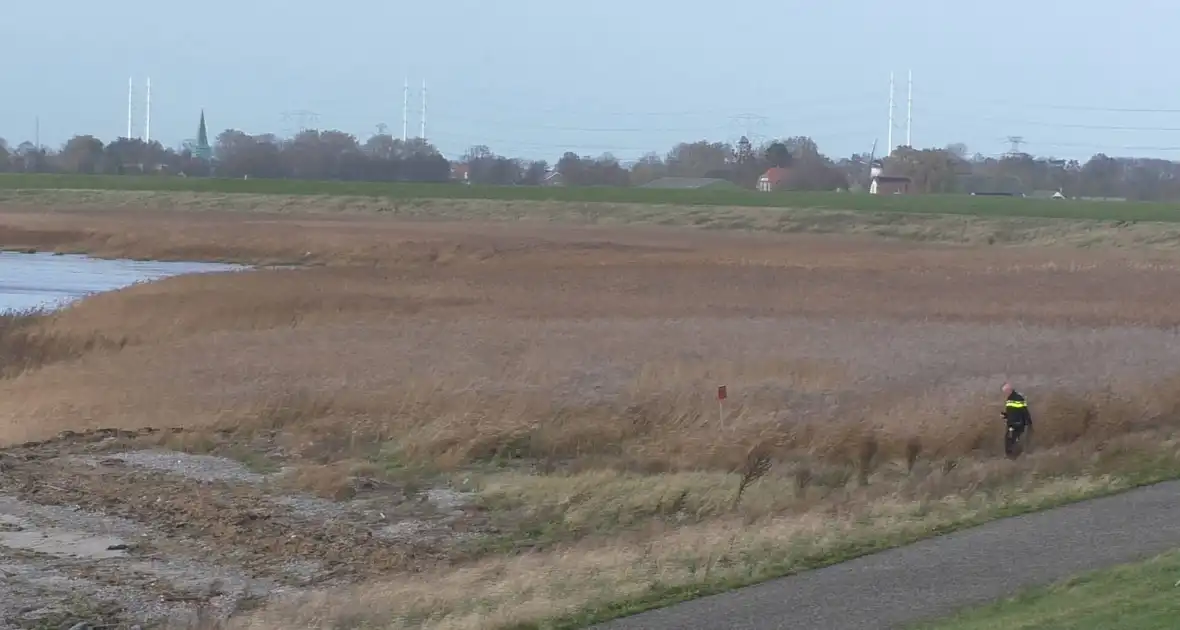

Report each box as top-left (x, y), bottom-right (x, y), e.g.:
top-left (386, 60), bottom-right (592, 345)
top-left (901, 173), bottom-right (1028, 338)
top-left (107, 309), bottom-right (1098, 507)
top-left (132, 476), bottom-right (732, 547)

top-left (0, 428), bottom-right (478, 628)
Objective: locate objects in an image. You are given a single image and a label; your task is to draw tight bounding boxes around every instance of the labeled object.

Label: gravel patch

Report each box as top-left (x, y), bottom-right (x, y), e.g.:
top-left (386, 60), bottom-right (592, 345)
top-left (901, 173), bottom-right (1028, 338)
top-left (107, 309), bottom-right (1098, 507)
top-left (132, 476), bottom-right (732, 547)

top-left (271, 494), bottom-right (381, 523)
top-left (426, 488), bottom-right (473, 511)
top-left (377, 519), bottom-right (435, 542)
top-left (79, 450), bottom-right (273, 484)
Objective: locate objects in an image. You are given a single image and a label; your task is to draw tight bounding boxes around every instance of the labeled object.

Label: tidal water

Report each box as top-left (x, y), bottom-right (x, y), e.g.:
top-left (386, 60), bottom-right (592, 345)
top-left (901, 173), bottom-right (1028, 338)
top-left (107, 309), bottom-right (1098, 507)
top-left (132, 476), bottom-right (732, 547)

top-left (0, 251), bottom-right (242, 313)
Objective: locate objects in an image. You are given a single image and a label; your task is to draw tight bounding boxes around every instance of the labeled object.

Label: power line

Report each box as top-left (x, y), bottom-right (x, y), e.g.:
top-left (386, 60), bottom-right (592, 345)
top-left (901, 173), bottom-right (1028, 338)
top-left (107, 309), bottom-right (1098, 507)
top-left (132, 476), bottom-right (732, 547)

top-left (440, 92), bottom-right (1180, 131)
top-left (425, 133), bottom-right (679, 154)
top-left (729, 113), bottom-right (769, 139)
top-left (912, 106), bottom-right (1180, 133)
top-left (993, 118), bottom-right (1180, 133)
top-left (438, 106), bottom-right (887, 140)
top-left (985, 135), bottom-right (1180, 156)
top-left (448, 121), bottom-right (736, 134)
top-left (280, 110), bottom-right (320, 135)
top-left (92, 86), bottom-right (1180, 162)
top-left (475, 92), bottom-right (1180, 159)
top-left (425, 89), bottom-right (1180, 159)
top-left (427, 125), bottom-right (882, 153)
top-left (432, 101), bottom-right (883, 135)
top-left (1001, 102), bottom-right (1180, 114)
top-left (431, 91), bottom-right (888, 122)
top-left (913, 86), bottom-right (1180, 114)
top-left (1024, 140), bottom-right (1180, 152)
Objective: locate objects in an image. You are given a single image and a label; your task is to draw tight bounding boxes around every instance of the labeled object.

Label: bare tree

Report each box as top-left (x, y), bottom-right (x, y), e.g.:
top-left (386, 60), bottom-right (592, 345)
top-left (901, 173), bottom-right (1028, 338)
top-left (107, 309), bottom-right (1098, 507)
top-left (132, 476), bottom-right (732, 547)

top-left (629, 152), bottom-right (667, 186)
top-left (59, 135), bottom-right (105, 174)
top-left (0, 138), bottom-right (11, 172)
top-left (666, 141), bottom-right (733, 178)
top-left (520, 160), bottom-right (549, 185)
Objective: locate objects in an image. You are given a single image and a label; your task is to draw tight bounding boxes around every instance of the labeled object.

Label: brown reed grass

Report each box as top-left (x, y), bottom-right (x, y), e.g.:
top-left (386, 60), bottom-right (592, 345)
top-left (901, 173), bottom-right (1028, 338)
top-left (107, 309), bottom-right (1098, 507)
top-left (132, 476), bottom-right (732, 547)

top-left (6, 208), bottom-right (1180, 467)
top-left (8, 199), bottom-right (1180, 628)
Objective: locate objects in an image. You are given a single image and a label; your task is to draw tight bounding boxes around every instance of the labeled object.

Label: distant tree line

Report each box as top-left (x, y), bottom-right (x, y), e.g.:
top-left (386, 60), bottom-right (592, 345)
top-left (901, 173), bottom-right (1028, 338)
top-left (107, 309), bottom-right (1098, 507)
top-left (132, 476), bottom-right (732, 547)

top-left (0, 130), bottom-right (456, 183)
top-left (2, 127), bottom-right (1179, 200)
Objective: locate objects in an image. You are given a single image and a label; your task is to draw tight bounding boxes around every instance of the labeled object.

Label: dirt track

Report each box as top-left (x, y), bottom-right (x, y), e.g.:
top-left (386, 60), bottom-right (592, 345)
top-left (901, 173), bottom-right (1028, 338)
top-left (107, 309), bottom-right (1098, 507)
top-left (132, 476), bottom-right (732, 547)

top-left (593, 478), bottom-right (1180, 629)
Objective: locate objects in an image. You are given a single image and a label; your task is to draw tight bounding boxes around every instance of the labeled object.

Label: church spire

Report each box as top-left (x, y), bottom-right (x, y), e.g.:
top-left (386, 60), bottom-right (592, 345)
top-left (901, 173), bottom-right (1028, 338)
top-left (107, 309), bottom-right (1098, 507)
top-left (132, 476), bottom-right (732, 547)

top-left (197, 110), bottom-right (208, 146)
top-left (194, 109), bottom-right (212, 161)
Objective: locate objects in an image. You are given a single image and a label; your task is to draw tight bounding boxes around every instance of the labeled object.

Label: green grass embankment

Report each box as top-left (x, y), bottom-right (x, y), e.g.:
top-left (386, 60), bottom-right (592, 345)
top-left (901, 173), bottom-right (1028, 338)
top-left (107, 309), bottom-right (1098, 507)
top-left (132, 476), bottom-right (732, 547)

top-left (914, 549), bottom-right (1180, 630)
top-left (2, 173), bottom-right (1180, 222)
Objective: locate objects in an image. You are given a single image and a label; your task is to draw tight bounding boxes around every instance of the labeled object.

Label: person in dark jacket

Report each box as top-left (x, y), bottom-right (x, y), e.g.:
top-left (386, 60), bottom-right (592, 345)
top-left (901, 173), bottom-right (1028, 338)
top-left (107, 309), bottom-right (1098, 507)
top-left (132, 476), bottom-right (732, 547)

top-left (1001, 382), bottom-right (1032, 457)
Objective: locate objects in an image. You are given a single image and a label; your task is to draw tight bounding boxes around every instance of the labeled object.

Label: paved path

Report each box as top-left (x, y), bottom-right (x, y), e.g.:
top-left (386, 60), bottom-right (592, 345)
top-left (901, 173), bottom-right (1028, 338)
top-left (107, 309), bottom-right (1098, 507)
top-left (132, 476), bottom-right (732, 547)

top-left (594, 479), bottom-right (1180, 630)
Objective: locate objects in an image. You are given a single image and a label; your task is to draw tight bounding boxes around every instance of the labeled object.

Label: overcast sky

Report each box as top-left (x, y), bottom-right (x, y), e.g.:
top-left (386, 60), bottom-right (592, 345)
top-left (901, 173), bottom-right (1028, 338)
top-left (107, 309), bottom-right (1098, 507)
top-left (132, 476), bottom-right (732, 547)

top-left (4, 0), bottom-right (1179, 163)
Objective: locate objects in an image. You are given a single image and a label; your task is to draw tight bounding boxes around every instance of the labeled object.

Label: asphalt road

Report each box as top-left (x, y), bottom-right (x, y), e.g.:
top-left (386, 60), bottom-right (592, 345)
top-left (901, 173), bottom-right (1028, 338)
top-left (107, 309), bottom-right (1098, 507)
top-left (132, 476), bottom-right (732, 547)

top-left (593, 479), bottom-right (1180, 630)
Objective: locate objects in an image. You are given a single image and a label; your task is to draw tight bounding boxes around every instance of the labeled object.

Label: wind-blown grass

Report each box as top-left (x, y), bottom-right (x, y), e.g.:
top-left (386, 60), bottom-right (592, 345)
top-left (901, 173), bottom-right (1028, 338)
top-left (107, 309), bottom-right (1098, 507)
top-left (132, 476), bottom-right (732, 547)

top-left (0, 309), bottom-right (126, 379)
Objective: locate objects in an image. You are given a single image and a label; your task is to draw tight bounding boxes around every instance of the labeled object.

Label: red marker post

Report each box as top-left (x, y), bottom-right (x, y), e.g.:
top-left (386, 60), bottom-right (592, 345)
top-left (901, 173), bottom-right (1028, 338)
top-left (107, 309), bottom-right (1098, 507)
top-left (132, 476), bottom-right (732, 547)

top-left (717, 385), bottom-right (727, 426)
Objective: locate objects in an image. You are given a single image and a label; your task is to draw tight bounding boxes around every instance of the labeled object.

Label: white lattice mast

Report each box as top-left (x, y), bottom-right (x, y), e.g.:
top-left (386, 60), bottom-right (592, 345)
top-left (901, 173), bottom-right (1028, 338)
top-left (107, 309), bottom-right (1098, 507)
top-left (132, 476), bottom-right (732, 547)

top-left (420, 79), bottom-right (427, 140)
top-left (127, 77), bottom-right (134, 139)
top-left (145, 77), bottom-right (152, 143)
top-left (887, 72), bottom-right (894, 154)
top-left (906, 69), bottom-right (912, 147)
top-left (402, 77), bottom-right (409, 141)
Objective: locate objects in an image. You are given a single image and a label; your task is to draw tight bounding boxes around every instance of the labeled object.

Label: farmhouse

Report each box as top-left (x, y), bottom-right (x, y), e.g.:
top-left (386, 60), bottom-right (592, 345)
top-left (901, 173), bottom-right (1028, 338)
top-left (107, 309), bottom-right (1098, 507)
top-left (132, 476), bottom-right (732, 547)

top-left (757, 167), bottom-right (790, 192)
top-left (450, 163), bottom-right (470, 184)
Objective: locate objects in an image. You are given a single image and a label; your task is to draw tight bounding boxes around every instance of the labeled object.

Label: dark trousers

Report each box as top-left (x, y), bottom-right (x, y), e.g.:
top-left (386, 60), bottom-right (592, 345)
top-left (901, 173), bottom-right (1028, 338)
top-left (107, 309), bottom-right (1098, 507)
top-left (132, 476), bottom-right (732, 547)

top-left (1004, 421), bottom-right (1029, 456)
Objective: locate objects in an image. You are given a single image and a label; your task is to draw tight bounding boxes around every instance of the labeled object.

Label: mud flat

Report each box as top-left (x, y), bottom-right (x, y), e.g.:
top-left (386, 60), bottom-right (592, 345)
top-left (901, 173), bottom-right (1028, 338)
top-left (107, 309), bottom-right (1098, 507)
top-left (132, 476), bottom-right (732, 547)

top-left (0, 429), bottom-right (482, 628)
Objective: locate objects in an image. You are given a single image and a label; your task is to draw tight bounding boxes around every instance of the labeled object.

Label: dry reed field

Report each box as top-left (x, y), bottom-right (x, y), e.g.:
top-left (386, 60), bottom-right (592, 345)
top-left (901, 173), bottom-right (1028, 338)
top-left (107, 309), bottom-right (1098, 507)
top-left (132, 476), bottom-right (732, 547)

top-left (4, 193), bottom-right (1180, 629)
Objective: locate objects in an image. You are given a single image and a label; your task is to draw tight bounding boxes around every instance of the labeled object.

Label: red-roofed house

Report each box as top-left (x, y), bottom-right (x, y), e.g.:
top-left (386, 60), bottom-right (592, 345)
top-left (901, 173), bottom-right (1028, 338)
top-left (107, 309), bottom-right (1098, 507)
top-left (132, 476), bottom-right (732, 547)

top-left (758, 167), bottom-right (790, 192)
top-left (450, 163), bottom-right (470, 184)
